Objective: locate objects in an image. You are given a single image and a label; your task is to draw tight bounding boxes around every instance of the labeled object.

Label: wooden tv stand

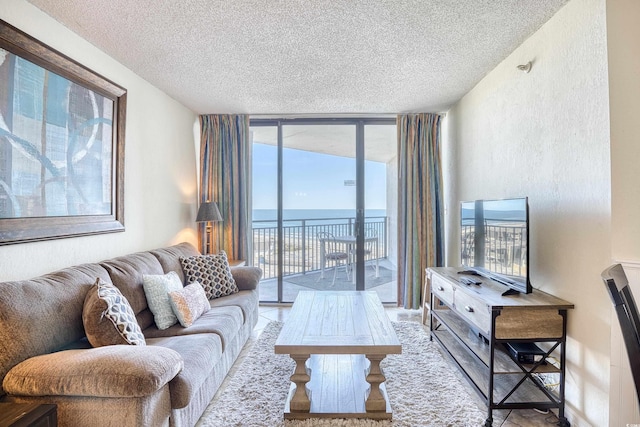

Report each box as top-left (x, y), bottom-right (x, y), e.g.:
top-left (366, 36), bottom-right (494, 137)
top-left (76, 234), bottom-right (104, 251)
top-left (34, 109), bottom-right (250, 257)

top-left (425, 267), bottom-right (574, 427)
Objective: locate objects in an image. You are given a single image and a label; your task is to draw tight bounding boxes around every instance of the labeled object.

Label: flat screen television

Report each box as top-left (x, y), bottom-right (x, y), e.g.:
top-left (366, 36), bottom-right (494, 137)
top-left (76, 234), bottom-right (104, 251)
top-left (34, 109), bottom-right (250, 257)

top-left (460, 197), bottom-right (531, 294)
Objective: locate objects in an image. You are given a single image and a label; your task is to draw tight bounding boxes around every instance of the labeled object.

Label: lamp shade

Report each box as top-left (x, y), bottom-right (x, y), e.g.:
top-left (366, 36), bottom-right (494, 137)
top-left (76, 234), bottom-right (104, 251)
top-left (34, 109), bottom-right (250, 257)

top-left (196, 201), bottom-right (223, 222)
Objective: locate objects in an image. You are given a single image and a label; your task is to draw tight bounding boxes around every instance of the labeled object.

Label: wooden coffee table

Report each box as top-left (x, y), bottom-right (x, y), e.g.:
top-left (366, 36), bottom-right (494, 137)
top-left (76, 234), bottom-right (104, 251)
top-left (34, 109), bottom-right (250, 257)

top-left (274, 291), bottom-right (401, 420)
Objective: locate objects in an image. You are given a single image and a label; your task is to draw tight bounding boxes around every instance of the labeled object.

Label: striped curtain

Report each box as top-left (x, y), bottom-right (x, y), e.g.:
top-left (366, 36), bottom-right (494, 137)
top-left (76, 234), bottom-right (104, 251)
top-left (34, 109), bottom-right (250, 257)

top-left (397, 113), bottom-right (444, 309)
top-left (199, 115), bottom-right (250, 260)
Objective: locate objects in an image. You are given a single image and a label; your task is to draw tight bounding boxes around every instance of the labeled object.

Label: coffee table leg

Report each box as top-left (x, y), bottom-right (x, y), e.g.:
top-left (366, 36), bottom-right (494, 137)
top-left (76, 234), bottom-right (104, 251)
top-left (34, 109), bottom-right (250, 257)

top-left (290, 354), bottom-right (311, 412)
top-left (365, 354), bottom-right (387, 412)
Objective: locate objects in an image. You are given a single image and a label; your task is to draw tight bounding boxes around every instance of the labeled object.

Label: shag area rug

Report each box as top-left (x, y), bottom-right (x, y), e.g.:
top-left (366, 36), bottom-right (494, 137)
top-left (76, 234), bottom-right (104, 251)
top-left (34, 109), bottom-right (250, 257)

top-left (285, 267), bottom-right (393, 291)
top-left (196, 321), bottom-right (486, 427)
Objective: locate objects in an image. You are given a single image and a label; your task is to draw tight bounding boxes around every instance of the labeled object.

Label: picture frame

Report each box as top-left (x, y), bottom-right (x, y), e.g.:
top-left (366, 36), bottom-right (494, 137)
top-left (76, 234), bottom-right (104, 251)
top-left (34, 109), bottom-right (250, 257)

top-left (0, 19), bottom-right (126, 245)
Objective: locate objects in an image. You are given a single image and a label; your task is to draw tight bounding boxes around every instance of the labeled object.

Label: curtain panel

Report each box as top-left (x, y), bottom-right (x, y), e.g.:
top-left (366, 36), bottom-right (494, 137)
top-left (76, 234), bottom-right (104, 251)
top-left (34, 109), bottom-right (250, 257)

top-left (199, 115), bottom-right (250, 261)
top-left (397, 113), bottom-right (444, 309)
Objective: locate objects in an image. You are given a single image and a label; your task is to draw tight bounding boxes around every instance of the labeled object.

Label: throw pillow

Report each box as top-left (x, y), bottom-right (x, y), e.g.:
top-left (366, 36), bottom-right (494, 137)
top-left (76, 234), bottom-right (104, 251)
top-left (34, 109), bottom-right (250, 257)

top-left (180, 251), bottom-right (239, 299)
top-left (142, 271), bottom-right (183, 330)
top-left (83, 278), bottom-right (146, 347)
top-left (168, 282), bottom-right (210, 327)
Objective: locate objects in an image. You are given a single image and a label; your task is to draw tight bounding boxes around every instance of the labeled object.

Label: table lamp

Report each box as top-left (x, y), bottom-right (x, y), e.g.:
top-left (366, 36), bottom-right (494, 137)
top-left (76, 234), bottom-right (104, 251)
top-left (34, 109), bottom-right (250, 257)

top-left (196, 201), bottom-right (223, 254)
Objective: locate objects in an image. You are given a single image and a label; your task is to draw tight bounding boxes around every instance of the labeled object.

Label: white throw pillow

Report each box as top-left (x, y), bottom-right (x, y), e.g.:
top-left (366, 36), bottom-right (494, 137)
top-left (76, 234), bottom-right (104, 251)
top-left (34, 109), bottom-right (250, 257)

top-left (142, 271), bottom-right (184, 330)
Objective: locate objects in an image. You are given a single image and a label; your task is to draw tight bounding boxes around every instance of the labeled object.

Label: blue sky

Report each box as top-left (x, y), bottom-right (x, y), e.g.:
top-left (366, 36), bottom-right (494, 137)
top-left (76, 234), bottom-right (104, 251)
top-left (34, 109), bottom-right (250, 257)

top-left (252, 143), bottom-right (387, 210)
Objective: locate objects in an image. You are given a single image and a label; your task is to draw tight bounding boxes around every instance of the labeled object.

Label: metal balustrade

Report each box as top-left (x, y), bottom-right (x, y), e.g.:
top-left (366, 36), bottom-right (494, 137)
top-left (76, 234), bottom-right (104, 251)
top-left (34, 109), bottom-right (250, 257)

top-left (461, 223), bottom-right (527, 277)
top-left (252, 216), bottom-right (388, 280)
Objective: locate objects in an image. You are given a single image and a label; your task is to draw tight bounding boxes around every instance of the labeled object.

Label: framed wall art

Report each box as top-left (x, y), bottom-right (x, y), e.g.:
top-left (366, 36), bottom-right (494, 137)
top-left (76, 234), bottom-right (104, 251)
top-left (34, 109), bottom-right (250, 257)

top-left (0, 19), bottom-right (126, 245)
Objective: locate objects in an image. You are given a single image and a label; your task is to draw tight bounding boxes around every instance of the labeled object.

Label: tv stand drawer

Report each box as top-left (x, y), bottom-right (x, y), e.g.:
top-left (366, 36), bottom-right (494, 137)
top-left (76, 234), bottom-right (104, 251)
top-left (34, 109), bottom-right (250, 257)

top-left (431, 274), bottom-right (454, 306)
top-left (453, 288), bottom-right (491, 336)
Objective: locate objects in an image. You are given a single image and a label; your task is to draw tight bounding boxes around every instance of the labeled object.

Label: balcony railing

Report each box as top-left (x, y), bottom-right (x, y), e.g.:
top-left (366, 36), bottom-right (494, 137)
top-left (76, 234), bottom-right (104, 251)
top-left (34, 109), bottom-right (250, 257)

top-left (252, 216), bottom-right (388, 280)
top-left (461, 223), bottom-right (527, 277)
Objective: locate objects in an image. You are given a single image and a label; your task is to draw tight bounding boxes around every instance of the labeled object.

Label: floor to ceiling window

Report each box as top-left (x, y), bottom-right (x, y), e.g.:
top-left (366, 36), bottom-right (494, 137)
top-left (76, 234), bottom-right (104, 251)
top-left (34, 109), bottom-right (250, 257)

top-left (250, 118), bottom-right (397, 303)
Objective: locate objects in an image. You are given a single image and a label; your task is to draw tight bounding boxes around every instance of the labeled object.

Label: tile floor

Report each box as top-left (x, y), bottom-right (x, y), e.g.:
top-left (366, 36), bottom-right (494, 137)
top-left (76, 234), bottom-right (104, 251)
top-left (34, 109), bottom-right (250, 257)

top-left (214, 305), bottom-right (562, 427)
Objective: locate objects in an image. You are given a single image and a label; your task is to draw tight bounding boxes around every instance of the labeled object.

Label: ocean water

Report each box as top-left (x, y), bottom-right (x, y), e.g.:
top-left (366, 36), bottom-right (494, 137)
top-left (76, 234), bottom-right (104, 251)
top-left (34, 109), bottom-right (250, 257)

top-left (252, 209), bottom-right (386, 227)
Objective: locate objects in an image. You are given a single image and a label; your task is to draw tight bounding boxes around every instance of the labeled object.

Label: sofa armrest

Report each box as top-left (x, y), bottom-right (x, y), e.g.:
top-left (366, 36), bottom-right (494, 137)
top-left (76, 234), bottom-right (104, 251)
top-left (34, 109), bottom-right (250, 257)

top-left (230, 266), bottom-right (263, 291)
top-left (3, 346), bottom-right (183, 398)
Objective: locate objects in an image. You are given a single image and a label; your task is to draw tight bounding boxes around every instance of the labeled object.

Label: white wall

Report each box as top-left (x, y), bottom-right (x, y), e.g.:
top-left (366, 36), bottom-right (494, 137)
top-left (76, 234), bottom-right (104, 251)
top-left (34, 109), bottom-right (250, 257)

top-left (608, 0), bottom-right (640, 264)
top-left (445, 0), bottom-right (611, 425)
top-left (606, 1), bottom-right (640, 425)
top-left (0, 1), bottom-right (199, 281)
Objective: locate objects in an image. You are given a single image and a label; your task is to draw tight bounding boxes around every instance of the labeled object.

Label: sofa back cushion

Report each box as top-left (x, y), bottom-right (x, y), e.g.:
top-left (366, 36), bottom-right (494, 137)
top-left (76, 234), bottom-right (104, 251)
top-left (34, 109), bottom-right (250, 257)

top-left (0, 263), bottom-right (110, 397)
top-left (149, 242), bottom-right (200, 284)
top-left (99, 252), bottom-right (165, 331)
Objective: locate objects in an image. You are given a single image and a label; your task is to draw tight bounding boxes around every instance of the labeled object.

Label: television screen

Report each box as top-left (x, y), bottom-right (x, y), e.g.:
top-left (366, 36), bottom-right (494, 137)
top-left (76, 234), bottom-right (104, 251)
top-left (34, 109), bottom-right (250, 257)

top-left (460, 197), bottom-right (530, 294)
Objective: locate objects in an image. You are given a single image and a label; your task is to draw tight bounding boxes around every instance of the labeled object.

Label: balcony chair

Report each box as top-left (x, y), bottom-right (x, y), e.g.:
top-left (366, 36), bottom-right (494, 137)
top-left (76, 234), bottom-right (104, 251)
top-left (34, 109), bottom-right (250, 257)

top-left (601, 263), bottom-right (640, 407)
top-left (317, 231), bottom-right (350, 286)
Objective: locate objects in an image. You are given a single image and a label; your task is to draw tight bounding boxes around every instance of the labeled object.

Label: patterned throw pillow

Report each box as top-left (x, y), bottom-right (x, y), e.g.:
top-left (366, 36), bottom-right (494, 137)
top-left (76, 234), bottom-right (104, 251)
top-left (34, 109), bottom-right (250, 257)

top-left (180, 251), bottom-right (238, 300)
top-left (142, 271), bottom-right (184, 330)
top-left (82, 278), bottom-right (146, 347)
top-left (168, 282), bottom-right (210, 327)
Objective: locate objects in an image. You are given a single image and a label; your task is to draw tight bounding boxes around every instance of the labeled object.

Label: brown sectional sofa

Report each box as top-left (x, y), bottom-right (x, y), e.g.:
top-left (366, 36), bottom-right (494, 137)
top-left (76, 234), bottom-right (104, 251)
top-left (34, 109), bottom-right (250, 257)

top-left (0, 242), bottom-right (261, 427)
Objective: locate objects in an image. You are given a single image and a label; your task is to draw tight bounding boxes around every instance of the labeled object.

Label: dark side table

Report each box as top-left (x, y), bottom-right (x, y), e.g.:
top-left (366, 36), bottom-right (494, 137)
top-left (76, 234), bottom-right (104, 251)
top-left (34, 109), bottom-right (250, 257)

top-left (0, 403), bottom-right (56, 427)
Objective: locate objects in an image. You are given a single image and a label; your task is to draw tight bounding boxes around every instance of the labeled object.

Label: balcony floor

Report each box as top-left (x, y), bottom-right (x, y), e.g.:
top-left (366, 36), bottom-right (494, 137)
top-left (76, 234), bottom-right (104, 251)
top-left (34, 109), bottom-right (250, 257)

top-left (258, 260), bottom-right (397, 304)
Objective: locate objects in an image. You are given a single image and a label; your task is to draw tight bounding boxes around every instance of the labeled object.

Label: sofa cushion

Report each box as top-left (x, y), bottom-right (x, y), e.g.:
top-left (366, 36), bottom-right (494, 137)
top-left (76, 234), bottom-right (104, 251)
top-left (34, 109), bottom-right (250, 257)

top-left (208, 290), bottom-right (259, 325)
top-left (142, 271), bottom-right (183, 330)
top-left (100, 251), bottom-right (165, 330)
top-left (149, 242), bottom-right (200, 284)
top-left (147, 334), bottom-right (222, 409)
top-left (143, 305), bottom-right (243, 351)
top-left (83, 279), bottom-right (146, 347)
top-left (180, 252), bottom-right (238, 300)
top-left (168, 282), bottom-right (209, 328)
top-left (3, 346), bottom-right (182, 398)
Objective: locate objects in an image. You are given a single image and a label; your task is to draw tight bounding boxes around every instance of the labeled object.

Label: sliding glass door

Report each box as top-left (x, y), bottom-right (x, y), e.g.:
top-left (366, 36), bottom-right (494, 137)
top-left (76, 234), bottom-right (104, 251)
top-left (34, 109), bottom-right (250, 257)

top-left (250, 118), bottom-right (396, 303)
top-left (362, 124), bottom-right (397, 301)
top-left (282, 124), bottom-right (356, 300)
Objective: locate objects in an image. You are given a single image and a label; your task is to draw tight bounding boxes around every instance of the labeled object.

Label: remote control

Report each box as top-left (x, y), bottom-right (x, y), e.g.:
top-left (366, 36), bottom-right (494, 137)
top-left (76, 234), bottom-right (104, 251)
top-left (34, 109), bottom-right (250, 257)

top-left (459, 277), bottom-right (482, 286)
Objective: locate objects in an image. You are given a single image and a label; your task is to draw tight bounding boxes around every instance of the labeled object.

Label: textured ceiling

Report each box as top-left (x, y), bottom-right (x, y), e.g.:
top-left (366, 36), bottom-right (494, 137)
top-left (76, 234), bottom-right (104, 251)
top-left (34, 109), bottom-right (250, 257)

top-left (27, 0), bottom-right (569, 115)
